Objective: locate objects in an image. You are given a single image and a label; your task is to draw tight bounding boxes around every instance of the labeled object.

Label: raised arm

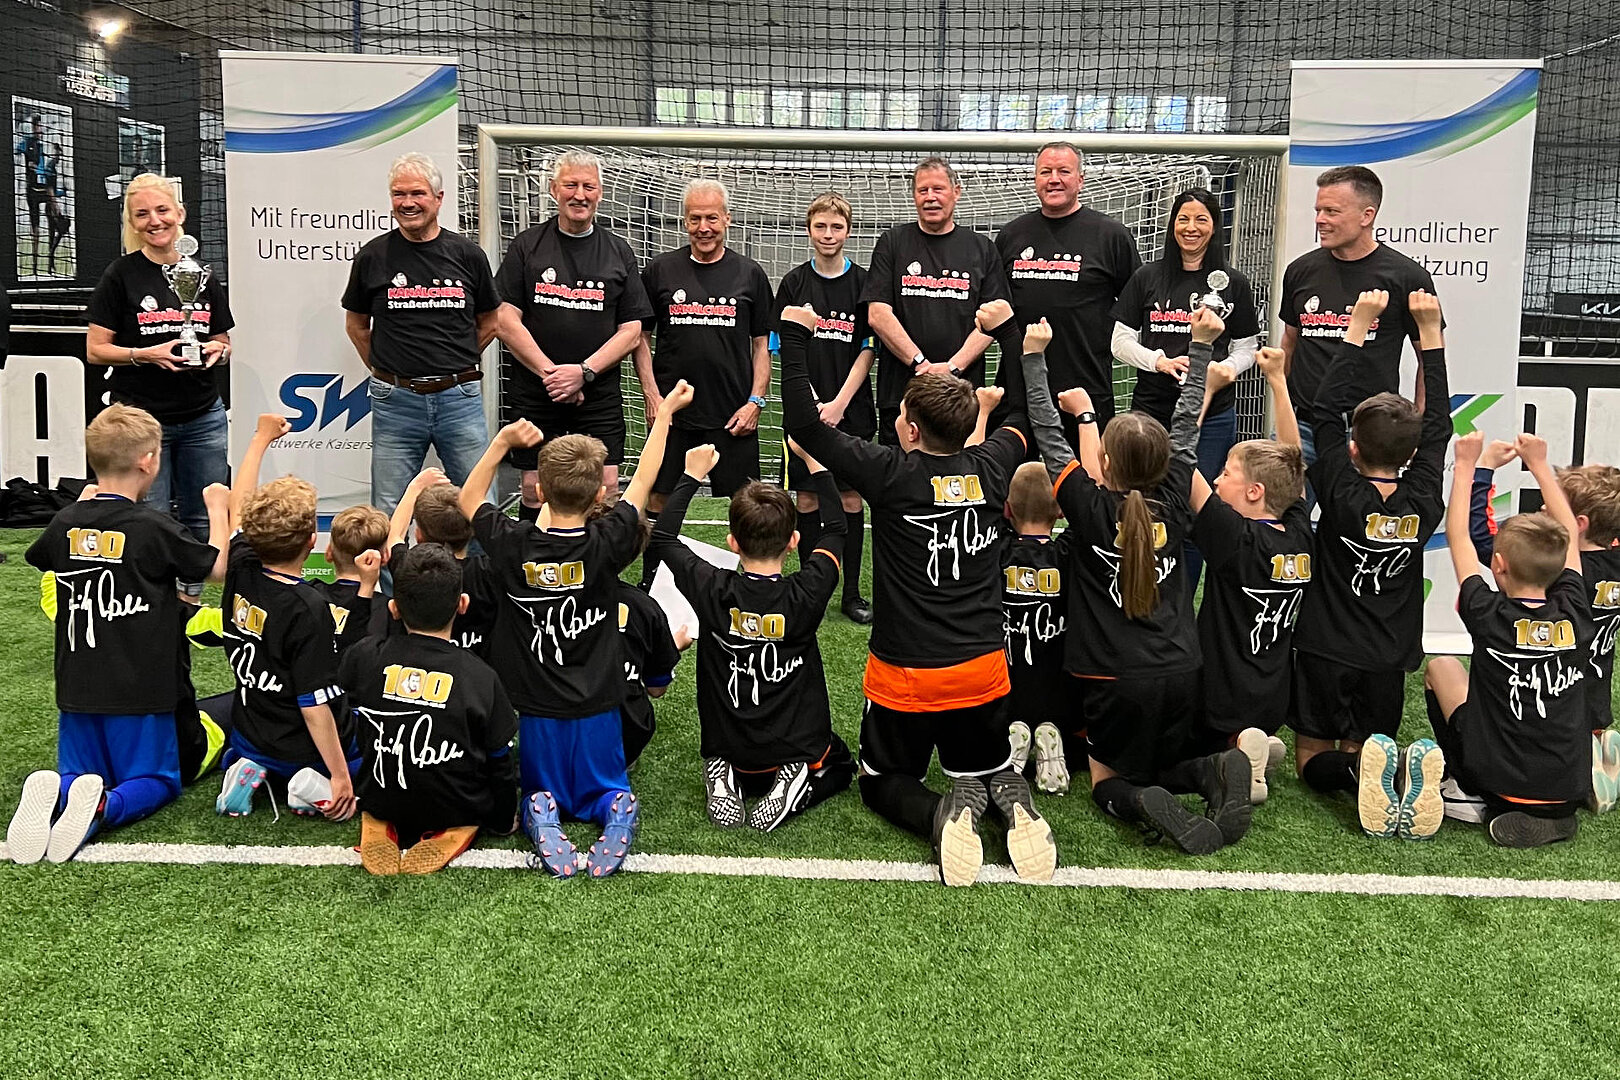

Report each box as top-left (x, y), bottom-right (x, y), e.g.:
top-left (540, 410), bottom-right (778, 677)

top-left (623, 379), bottom-right (693, 513)
top-left (1056, 388), bottom-right (1103, 483)
top-left (1448, 430), bottom-right (1484, 583)
top-left (1257, 346), bottom-right (1298, 449)
top-left (778, 306), bottom-right (889, 488)
top-left (389, 468), bottom-right (448, 549)
top-left (1518, 433), bottom-right (1583, 572)
top-left (459, 421), bottom-right (541, 521)
top-left (230, 413), bottom-right (291, 531)
top-left (1169, 307), bottom-right (1221, 466)
top-left (1309, 289), bottom-right (1388, 460)
top-left (1407, 290), bottom-right (1452, 479)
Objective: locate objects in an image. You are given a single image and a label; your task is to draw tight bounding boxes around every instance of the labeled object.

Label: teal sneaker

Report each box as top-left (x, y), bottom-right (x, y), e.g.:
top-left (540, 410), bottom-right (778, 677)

top-left (1396, 739), bottom-right (1445, 840)
top-left (1356, 734), bottom-right (1400, 838)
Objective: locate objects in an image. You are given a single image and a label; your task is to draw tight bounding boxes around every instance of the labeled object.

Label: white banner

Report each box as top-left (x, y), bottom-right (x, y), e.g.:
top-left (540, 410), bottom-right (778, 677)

top-left (1287, 60), bottom-right (1541, 653)
top-left (222, 52), bottom-right (459, 516)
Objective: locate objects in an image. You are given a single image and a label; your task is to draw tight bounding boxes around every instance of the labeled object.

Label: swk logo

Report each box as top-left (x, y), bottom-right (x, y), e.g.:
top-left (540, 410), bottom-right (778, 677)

top-left (281, 374), bottom-right (371, 432)
top-left (729, 608), bottom-right (785, 640)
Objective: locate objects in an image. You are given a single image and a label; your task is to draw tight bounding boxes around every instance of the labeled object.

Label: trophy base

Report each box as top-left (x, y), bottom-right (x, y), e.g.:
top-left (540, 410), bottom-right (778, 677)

top-left (178, 342), bottom-right (204, 367)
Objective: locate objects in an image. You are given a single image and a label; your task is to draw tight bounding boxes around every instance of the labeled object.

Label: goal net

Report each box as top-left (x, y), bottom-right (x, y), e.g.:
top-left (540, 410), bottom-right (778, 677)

top-left (472, 132), bottom-right (1283, 483)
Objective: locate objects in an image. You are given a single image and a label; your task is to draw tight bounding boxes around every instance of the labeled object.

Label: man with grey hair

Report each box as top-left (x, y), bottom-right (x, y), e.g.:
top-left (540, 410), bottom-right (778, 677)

top-left (996, 141), bottom-right (1140, 444)
top-left (494, 150), bottom-right (652, 519)
top-left (633, 176), bottom-right (773, 588)
top-left (343, 151), bottom-right (500, 513)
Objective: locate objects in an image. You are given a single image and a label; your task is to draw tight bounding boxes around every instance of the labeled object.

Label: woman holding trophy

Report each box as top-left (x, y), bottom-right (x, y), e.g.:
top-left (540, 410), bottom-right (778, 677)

top-left (86, 172), bottom-right (234, 541)
top-left (1109, 186), bottom-right (1261, 588)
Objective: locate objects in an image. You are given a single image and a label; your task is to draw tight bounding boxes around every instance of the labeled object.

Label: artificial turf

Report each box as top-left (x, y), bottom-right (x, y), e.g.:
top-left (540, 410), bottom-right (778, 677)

top-left (2, 513), bottom-right (1617, 1078)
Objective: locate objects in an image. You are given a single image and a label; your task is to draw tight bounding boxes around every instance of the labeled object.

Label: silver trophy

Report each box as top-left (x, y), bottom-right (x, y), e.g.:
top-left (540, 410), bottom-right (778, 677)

top-left (1197, 269), bottom-right (1231, 318)
top-left (162, 234), bottom-right (211, 366)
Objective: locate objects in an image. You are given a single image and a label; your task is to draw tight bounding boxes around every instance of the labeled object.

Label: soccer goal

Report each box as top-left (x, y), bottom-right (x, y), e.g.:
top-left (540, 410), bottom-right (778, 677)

top-left (472, 126), bottom-right (1290, 483)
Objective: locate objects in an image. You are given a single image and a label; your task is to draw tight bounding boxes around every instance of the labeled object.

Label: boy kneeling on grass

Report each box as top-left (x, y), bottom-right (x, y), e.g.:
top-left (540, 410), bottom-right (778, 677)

top-left (648, 438), bottom-right (855, 832)
top-left (344, 543), bottom-right (519, 874)
top-left (1424, 430), bottom-right (1594, 847)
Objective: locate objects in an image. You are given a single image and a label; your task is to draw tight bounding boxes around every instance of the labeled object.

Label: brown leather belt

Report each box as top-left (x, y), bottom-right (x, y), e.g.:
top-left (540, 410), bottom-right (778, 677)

top-left (370, 367), bottom-right (482, 394)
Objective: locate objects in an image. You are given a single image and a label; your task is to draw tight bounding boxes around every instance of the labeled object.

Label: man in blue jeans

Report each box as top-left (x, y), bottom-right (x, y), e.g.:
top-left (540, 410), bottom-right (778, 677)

top-left (343, 152), bottom-right (502, 512)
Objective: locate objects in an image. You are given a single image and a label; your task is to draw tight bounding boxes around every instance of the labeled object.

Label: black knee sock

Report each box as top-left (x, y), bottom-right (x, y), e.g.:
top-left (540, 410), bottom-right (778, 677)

top-left (1424, 689), bottom-right (1445, 733)
top-left (859, 772), bottom-right (941, 839)
top-left (841, 508), bottom-right (865, 600)
top-left (1092, 776), bottom-right (1143, 822)
top-left (797, 507), bottom-right (822, 565)
top-left (638, 511), bottom-right (661, 586)
top-left (516, 502), bottom-right (540, 524)
top-left (1158, 756), bottom-right (1215, 800)
top-left (800, 756), bottom-right (856, 816)
top-left (1302, 750), bottom-right (1358, 794)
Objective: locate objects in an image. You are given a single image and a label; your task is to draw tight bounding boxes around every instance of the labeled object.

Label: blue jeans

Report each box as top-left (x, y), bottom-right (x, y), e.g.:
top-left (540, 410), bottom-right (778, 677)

top-left (1185, 406), bottom-right (1239, 593)
top-left (367, 376), bottom-right (489, 514)
top-left (145, 399), bottom-right (228, 543)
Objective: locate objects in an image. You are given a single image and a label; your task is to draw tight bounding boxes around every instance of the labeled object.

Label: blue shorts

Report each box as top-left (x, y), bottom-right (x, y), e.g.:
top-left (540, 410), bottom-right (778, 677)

top-left (225, 729), bottom-right (362, 782)
top-left (519, 709), bottom-right (630, 825)
top-left (58, 711), bottom-right (183, 828)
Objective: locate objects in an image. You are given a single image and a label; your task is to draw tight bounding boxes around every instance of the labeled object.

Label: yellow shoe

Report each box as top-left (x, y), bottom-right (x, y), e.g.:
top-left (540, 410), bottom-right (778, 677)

top-left (359, 812), bottom-right (401, 876)
top-left (400, 826), bottom-right (478, 875)
top-left (194, 710), bottom-right (227, 782)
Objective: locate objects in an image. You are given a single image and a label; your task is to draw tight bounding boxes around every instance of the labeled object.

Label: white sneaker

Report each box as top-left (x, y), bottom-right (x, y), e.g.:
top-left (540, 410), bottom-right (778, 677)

top-left (7, 770), bottom-right (60, 865)
top-left (1032, 722), bottom-right (1070, 795)
top-left (1440, 776), bottom-right (1487, 824)
top-left (1266, 736), bottom-right (1287, 777)
top-left (287, 768), bottom-right (333, 816)
top-left (703, 757), bottom-right (744, 829)
top-left (1236, 728), bottom-right (1270, 805)
top-left (45, 774), bottom-right (104, 863)
top-left (1007, 721), bottom-right (1033, 773)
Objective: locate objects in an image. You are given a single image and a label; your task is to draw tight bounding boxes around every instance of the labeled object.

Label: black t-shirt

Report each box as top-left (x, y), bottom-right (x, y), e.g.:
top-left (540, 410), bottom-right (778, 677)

top-left (1192, 497), bottom-right (1314, 727)
top-left (342, 632), bottom-right (517, 828)
top-left (1001, 531), bottom-right (1071, 725)
top-left (1295, 342), bottom-right (1450, 672)
top-left (222, 535), bottom-right (350, 763)
top-left (641, 248), bottom-right (773, 430)
top-left (495, 217), bottom-right (652, 406)
top-left (617, 580), bottom-right (680, 742)
top-left (88, 250), bottom-right (236, 424)
top-left (862, 223), bottom-right (1010, 409)
top-left (26, 495), bottom-right (218, 713)
top-left (996, 207), bottom-right (1140, 402)
top-left (1581, 546), bottom-right (1620, 733)
top-left (472, 500), bottom-right (642, 717)
top-left (1280, 243), bottom-right (1437, 409)
top-left (342, 229), bottom-right (499, 379)
top-left (1455, 569), bottom-right (1592, 803)
top-left (652, 474), bottom-right (841, 769)
top-left (1053, 458), bottom-right (1199, 676)
top-left (309, 578), bottom-right (373, 659)
top-left (368, 542), bottom-right (497, 656)
top-left (772, 260), bottom-right (876, 438)
top-left (1113, 263), bottom-right (1259, 423)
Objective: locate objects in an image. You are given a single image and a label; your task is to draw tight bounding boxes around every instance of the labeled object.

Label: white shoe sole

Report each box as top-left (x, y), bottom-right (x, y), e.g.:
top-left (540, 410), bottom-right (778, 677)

top-left (1357, 736), bottom-right (1399, 838)
top-left (7, 770), bottom-right (60, 865)
top-left (1032, 723), bottom-right (1070, 795)
top-left (1399, 743), bottom-right (1446, 840)
top-left (46, 774), bottom-right (103, 863)
top-left (1007, 722), bottom-right (1032, 774)
top-left (1236, 728), bottom-right (1269, 805)
top-left (938, 807), bottom-right (983, 887)
top-left (1266, 736), bottom-right (1287, 777)
top-left (1005, 803), bottom-right (1056, 883)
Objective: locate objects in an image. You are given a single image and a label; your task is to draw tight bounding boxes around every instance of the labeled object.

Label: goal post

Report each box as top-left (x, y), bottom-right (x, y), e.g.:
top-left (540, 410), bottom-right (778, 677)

top-left (473, 125), bottom-right (1291, 483)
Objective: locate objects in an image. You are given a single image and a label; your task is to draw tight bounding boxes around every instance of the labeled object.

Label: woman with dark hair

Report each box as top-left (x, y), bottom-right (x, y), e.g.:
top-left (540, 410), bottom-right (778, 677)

top-left (1110, 187), bottom-right (1260, 588)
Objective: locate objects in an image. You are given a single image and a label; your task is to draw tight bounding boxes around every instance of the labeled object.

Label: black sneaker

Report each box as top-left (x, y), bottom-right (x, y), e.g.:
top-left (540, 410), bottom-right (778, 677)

top-left (841, 596), bottom-right (873, 625)
top-left (746, 761), bottom-right (811, 832)
top-left (1133, 786), bottom-right (1224, 855)
top-left (703, 757), bottom-right (744, 829)
top-left (1208, 749), bottom-right (1254, 846)
top-left (931, 776), bottom-right (988, 886)
top-left (986, 769), bottom-right (1057, 882)
top-left (1487, 811), bottom-right (1579, 849)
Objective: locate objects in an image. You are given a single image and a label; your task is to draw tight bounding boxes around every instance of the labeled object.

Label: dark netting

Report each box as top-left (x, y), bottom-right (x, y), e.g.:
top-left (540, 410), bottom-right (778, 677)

top-left (3, 0), bottom-right (1616, 440)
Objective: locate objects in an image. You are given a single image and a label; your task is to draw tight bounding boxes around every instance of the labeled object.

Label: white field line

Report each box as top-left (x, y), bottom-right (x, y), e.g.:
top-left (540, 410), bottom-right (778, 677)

top-left (8, 841), bottom-right (1620, 901)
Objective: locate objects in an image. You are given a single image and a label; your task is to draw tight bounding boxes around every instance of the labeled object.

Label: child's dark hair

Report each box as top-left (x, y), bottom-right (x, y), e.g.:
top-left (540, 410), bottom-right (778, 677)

top-left (1556, 464), bottom-right (1620, 546)
top-left (393, 542), bottom-right (464, 631)
top-left (1102, 411), bottom-right (1171, 620)
top-left (1494, 513), bottom-right (1568, 591)
top-left (900, 372), bottom-right (978, 451)
top-left (1350, 392), bottom-right (1422, 472)
top-left (537, 433), bottom-right (608, 515)
top-left (414, 484), bottom-right (474, 549)
top-left (1007, 460), bottom-right (1060, 527)
top-left (729, 481), bottom-right (797, 559)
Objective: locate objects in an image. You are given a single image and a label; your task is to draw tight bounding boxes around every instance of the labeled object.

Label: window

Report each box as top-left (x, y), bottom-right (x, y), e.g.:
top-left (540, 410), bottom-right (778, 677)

top-left (654, 87), bottom-right (688, 124)
top-left (886, 91), bottom-right (922, 130)
top-left (847, 90), bottom-right (883, 129)
top-left (1113, 95), bottom-right (1149, 131)
top-left (808, 90), bottom-right (843, 128)
top-left (997, 94), bottom-right (1032, 131)
top-left (771, 89), bottom-right (805, 127)
top-left (1194, 96), bottom-right (1229, 133)
top-left (119, 118), bottom-right (165, 182)
top-left (692, 89), bottom-right (726, 125)
top-left (1036, 94), bottom-right (1071, 131)
top-left (1153, 96), bottom-right (1189, 132)
top-left (732, 88), bottom-right (766, 127)
top-left (957, 92), bottom-right (992, 131)
top-left (1075, 94), bottom-right (1110, 132)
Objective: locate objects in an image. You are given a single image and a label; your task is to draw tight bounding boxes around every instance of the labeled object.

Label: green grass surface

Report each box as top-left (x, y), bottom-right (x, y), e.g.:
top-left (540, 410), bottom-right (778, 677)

top-left (2, 515), bottom-right (1617, 1078)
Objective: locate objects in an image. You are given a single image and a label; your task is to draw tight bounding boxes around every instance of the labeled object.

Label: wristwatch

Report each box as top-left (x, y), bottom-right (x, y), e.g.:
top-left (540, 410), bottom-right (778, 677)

top-left (748, 394), bottom-right (767, 408)
top-left (1075, 411), bottom-right (1098, 426)
top-left (909, 352), bottom-right (926, 371)
top-left (580, 362), bottom-right (596, 385)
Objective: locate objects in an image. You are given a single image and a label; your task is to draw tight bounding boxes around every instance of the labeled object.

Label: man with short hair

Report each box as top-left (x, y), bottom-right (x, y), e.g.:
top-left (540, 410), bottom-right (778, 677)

top-left (1279, 165), bottom-right (1439, 464)
top-left (862, 157), bottom-right (1010, 446)
top-left (495, 151), bottom-right (652, 520)
top-left (343, 152), bottom-right (501, 513)
top-left (996, 141), bottom-right (1140, 445)
top-left (633, 178), bottom-right (773, 588)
